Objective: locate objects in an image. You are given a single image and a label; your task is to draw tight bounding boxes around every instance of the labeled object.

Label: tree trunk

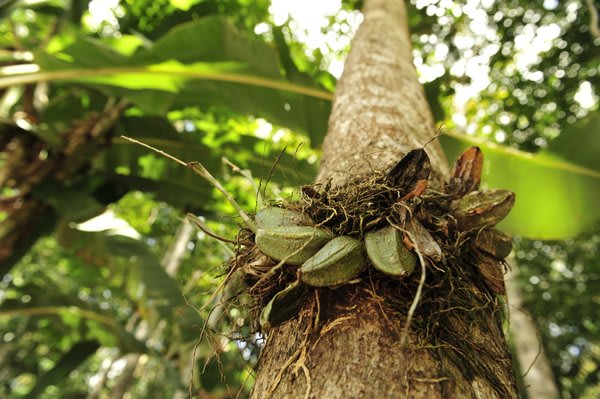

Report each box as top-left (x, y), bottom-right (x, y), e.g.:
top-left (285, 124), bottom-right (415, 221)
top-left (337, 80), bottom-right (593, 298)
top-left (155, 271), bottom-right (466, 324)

top-left (506, 262), bottom-right (560, 399)
top-left (251, 1), bottom-right (519, 398)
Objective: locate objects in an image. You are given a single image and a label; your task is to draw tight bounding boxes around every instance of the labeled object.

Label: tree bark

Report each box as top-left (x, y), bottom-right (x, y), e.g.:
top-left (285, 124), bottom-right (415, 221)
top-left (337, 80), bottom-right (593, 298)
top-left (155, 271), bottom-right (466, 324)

top-left (506, 262), bottom-right (560, 399)
top-left (251, 1), bottom-right (519, 398)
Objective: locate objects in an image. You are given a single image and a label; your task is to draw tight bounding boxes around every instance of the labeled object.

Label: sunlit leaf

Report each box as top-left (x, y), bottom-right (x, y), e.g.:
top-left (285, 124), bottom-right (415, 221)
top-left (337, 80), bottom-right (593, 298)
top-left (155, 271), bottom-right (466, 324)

top-left (0, 16), bottom-right (332, 146)
top-left (547, 111), bottom-right (600, 171)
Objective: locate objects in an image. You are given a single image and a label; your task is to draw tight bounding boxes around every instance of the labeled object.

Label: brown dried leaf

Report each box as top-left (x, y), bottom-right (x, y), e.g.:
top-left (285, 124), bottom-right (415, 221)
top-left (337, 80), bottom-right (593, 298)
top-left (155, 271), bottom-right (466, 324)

top-left (385, 149), bottom-right (431, 200)
top-left (477, 253), bottom-right (506, 295)
top-left (474, 229), bottom-right (513, 260)
top-left (301, 185), bottom-right (320, 199)
top-left (402, 216), bottom-right (443, 262)
top-left (446, 146), bottom-right (483, 198)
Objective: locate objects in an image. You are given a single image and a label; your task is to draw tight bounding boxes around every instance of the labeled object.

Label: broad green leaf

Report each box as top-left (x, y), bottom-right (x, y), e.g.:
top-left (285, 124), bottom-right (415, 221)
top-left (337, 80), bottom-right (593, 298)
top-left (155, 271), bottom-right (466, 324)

top-left (131, 15), bottom-right (279, 71)
top-left (0, 16), bottom-right (332, 146)
top-left (31, 180), bottom-right (105, 222)
top-left (441, 132), bottom-right (600, 239)
top-left (24, 340), bottom-right (100, 398)
top-left (105, 234), bottom-right (203, 338)
top-left (547, 111), bottom-right (600, 171)
top-left (0, 303), bottom-right (146, 352)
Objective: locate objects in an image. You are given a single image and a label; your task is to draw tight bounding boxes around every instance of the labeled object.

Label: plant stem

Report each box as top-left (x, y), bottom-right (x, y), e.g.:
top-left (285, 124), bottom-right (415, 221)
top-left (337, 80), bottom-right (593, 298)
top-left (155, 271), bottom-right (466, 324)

top-left (121, 135), bottom-right (257, 232)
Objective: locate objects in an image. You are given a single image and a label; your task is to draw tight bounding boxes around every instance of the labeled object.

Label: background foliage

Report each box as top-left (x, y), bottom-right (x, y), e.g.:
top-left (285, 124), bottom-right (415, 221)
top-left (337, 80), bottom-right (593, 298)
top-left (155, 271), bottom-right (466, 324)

top-left (0, 0), bottom-right (599, 398)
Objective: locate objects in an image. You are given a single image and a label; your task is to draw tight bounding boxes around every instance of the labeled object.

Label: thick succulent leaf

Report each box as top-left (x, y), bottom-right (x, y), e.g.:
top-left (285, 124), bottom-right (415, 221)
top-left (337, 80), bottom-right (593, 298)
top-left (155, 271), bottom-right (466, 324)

top-left (0, 16), bottom-right (332, 146)
top-left (440, 132), bottom-right (600, 239)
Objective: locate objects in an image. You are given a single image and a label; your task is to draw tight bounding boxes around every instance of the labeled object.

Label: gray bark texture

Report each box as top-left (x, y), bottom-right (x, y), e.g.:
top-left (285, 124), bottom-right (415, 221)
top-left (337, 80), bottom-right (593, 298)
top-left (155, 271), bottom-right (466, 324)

top-left (506, 263), bottom-right (560, 399)
top-left (250, 1), bottom-right (519, 398)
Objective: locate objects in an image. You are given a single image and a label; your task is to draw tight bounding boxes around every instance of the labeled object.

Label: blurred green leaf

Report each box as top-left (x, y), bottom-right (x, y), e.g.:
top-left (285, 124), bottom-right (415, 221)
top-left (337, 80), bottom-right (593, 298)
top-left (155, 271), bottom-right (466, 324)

top-left (0, 0), bottom-right (65, 17)
top-left (31, 180), bottom-right (105, 223)
top-left (105, 234), bottom-right (203, 335)
top-left (423, 74), bottom-right (447, 122)
top-left (0, 303), bottom-right (146, 351)
top-left (0, 16), bottom-right (332, 146)
top-left (93, 115), bottom-right (317, 211)
top-left (54, 223), bottom-right (204, 339)
top-left (106, 174), bottom-right (213, 211)
top-left (169, 0), bottom-right (200, 11)
top-left (547, 111), bottom-right (600, 171)
top-left (25, 340), bottom-right (100, 398)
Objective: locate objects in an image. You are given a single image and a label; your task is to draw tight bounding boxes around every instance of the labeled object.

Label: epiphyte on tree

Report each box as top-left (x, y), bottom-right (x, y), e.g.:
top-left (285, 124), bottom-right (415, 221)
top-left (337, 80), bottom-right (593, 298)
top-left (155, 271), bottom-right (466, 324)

top-left (365, 226), bottom-right (417, 277)
top-left (260, 281), bottom-right (308, 331)
top-left (299, 236), bottom-right (367, 287)
top-left (255, 225), bottom-right (334, 266)
top-left (451, 189), bottom-right (516, 230)
top-left (255, 206), bottom-right (313, 229)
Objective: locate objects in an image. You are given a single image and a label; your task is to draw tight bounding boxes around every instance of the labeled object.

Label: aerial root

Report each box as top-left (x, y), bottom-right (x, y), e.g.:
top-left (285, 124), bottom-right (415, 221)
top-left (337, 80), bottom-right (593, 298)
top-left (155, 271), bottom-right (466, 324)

top-left (266, 300), bottom-right (316, 398)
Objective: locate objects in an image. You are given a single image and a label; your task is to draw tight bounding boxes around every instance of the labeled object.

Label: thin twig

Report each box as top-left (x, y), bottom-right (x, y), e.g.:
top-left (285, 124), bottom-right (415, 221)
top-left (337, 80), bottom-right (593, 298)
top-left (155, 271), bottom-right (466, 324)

top-left (222, 156), bottom-right (264, 208)
top-left (188, 162), bottom-right (257, 232)
top-left (121, 135), bottom-right (257, 232)
top-left (121, 135), bottom-right (187, 166)
top-left (187, 213), bottom-right (237, 246)
top-left (197, 264), bottom-right (240, 313)
top-left (588, 0), bottom-right (600, 39)
top-left (189, 316), bottom-right (213, 398)
top-left (261, 146), bottom-right (287, 201)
